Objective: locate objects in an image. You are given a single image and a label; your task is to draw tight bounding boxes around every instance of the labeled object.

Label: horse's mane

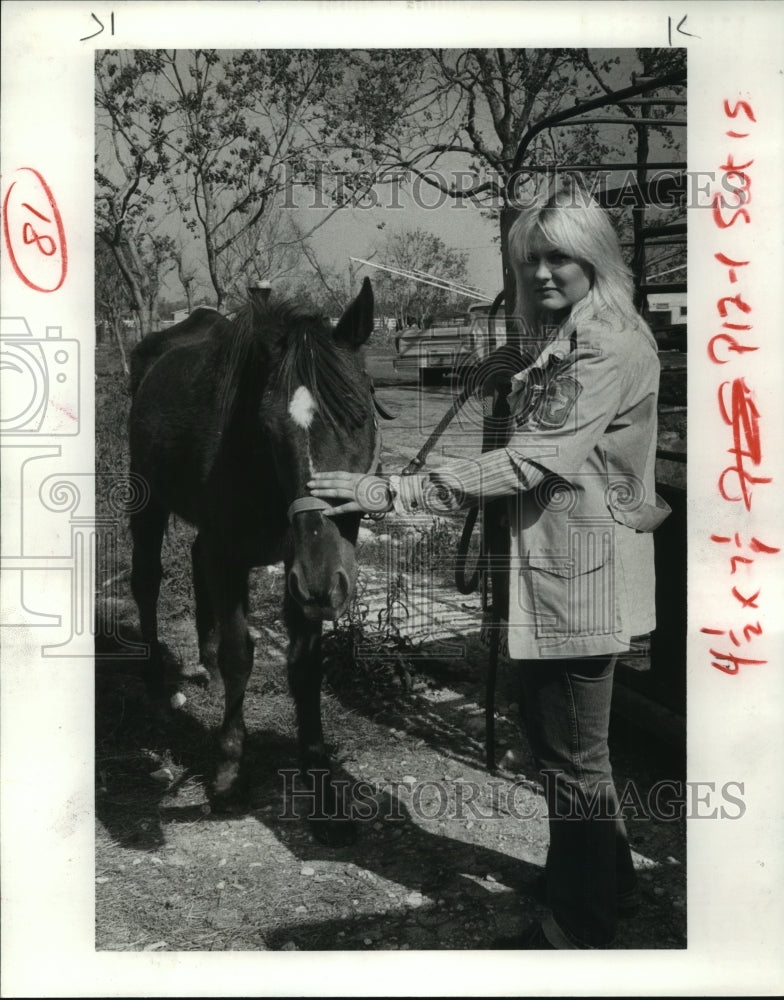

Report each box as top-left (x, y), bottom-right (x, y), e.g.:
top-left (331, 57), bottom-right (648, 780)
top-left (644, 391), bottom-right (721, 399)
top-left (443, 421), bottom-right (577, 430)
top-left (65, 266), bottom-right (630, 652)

top-left (217, 296), bottom-right (370, 432)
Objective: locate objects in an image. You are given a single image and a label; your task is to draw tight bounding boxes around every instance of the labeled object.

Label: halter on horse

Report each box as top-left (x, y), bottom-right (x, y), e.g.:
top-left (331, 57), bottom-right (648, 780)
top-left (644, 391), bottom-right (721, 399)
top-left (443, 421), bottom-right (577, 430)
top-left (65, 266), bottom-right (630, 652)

top-left (129, 278), bottom-right (377, 844)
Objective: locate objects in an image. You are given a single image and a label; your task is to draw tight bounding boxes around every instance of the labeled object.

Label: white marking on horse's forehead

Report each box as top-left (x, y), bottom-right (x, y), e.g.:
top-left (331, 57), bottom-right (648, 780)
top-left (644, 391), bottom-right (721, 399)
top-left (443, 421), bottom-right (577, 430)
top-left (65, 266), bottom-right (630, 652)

top-left (288, 386), bottom-right (317, 430)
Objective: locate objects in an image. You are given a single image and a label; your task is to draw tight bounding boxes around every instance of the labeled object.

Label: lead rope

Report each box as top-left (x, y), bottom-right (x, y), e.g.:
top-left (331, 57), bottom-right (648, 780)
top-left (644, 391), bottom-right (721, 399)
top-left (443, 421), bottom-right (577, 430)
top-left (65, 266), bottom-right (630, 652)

top-left (400, 343), bottom-right (524, 773)
top-left (401, 383), bottom-right (474, 476)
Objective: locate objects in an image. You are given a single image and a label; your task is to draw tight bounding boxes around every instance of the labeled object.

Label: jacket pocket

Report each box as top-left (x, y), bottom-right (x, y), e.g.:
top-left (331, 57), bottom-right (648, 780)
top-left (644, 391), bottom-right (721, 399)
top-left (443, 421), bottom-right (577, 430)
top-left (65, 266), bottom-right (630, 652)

top-left (526, 523), bottom-right (620, 639)
top-left (607, 492), bottom-right (671, 532)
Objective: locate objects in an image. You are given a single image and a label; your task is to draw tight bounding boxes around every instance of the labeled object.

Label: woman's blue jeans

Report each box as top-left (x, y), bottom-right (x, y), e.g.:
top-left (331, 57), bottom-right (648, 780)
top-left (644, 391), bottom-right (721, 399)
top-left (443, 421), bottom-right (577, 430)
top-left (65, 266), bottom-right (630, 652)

top-left (517, 654), bottom-right (638, 948)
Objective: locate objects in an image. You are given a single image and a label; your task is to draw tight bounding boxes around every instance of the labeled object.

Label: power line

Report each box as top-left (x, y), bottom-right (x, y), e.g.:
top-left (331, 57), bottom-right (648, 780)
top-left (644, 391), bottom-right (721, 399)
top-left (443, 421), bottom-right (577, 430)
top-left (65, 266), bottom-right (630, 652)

top-left (647, 262), bottom-right (687, 280)
top-left (349, 257), bottom-right (493, 300)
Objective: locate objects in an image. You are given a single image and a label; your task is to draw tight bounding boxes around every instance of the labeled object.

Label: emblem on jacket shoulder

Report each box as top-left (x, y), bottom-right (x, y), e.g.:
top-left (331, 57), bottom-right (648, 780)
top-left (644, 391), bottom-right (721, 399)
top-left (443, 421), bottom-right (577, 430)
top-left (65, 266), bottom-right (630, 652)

top-left (535, 373), bottom-right (581, 428)
top-left (511, 353), bottom-right (582, 430)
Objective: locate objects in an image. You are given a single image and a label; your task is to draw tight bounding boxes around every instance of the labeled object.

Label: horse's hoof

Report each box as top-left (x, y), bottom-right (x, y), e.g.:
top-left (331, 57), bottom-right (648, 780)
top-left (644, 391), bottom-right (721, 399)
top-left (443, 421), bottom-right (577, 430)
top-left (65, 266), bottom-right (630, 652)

top-left (170, 691), bottom-right (187, 710)
top-left (149, 766), bottom-right (175, 786)
top-left (210, 761), bottom-right (245, 812)
top-left (210, 792), bottom-right (246, 816)
top-left (308, 817), bottom-right (358, 847)
top-left (210, 784), bottom-right (246, 814)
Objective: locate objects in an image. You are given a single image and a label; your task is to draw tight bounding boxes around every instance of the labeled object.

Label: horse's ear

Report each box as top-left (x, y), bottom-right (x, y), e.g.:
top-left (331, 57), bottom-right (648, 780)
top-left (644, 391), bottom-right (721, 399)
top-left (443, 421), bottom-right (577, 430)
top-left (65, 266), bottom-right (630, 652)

top-left (333, 277), bottom-right (373, 349)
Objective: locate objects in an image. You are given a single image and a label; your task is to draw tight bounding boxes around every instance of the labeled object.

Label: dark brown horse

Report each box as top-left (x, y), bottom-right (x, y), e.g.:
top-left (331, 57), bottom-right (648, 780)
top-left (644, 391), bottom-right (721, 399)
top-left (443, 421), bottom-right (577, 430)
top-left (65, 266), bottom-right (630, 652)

top-left (129, 278), bottom-right (377, 844)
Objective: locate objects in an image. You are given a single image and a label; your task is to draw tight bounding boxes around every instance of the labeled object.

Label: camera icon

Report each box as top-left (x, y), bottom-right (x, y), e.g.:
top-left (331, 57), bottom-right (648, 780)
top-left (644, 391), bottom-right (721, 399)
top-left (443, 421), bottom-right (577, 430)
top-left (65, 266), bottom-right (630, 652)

top-left (0, 317), bottom-right (80, 435)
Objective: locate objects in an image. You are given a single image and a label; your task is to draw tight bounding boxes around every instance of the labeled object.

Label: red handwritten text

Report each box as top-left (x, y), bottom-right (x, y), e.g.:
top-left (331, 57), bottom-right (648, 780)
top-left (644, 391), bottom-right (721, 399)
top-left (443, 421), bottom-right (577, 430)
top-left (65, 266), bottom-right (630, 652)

top-left (2, 167), bottom-right (68, 292)
top-left (703, 97), bottom-right (778, 675)
top-left (717, 377), bottom-right (771, 510)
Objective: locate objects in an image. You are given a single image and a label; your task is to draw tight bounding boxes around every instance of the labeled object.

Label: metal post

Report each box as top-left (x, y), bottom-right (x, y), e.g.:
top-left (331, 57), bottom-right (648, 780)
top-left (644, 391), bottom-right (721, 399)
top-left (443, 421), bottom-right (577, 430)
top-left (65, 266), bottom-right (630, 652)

top-left (248, 281), bottom-right (272, 302)
top-left (632, 121), bottom-right (649, 313)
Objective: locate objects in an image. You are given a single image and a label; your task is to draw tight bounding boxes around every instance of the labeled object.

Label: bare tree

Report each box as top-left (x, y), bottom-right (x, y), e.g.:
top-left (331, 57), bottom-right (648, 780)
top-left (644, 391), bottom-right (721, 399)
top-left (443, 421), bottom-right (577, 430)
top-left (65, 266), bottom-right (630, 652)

top-left (335, 48), bottom-right (685, 210)
top-left (95, 142), bottom-right (177, 338)
top-left (214, 200), bottom-right (308, 312)
top-left (95, 240), bottom-right (135, 374)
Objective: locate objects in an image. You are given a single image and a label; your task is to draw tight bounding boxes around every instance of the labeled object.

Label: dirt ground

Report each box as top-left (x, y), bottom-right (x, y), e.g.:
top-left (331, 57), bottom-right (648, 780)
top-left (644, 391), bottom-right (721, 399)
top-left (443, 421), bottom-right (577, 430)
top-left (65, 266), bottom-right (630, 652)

top-left (95, 346), bottom-right (687, 952)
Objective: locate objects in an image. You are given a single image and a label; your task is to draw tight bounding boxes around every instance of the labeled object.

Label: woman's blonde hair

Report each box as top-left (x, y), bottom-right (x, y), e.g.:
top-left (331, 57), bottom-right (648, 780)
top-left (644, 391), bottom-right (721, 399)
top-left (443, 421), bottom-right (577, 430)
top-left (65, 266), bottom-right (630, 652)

top-left (508, 180), bottom-right (641, 335)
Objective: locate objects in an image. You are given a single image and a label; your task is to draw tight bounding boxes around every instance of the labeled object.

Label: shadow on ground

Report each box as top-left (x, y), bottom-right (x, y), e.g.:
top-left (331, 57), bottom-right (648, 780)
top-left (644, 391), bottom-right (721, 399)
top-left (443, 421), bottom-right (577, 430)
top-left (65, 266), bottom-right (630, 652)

top-left (95, 612), bottom-right (686, 951)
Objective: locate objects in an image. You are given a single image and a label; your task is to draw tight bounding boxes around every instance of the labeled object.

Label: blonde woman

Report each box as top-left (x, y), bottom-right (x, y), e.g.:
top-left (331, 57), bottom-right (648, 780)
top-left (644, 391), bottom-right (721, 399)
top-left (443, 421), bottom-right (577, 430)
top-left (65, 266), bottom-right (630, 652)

top-left (309, 185), bottom-right (670, 949)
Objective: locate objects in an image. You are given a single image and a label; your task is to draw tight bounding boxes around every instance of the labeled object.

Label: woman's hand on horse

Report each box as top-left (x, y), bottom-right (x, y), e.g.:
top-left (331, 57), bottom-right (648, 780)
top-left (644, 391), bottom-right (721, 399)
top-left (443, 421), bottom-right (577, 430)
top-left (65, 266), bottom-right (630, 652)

top-left (307, 472), bottom-right (393, 516)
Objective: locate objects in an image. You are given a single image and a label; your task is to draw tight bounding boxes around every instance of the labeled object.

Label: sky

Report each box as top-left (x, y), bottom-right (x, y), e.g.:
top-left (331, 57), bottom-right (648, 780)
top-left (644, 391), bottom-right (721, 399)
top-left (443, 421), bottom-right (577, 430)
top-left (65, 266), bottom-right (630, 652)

top-left (293, 165), bottom-right (505, 303)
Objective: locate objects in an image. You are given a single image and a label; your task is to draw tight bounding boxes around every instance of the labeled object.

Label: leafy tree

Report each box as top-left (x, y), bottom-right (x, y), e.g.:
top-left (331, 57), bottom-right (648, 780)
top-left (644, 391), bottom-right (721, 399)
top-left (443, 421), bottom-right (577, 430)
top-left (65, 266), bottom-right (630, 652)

top-left (95, 49), bottom-right (379, 314)
top-left (372, 228), bottom-right (472, 330)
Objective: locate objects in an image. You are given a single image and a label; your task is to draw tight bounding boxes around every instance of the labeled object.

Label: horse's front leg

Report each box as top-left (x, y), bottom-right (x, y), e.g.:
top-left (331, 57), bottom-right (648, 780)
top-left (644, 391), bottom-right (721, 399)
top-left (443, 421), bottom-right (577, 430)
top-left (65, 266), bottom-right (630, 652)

top-left (130, 498), bottom-right (180, 703)
top-left (284, 591), bottom-right (356, 846)
top-left (209, 556), bottom-right (254, 806)
top-left (186, 531), bottom-right (216, 684)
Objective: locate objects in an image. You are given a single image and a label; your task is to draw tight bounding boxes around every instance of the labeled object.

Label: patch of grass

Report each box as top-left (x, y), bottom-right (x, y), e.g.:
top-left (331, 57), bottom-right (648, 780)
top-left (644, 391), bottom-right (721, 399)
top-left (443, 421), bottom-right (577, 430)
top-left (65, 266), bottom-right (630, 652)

top-left (322, 567), bottom-right (417, 696)
top-left (158, 519), bottom-right (197, 621)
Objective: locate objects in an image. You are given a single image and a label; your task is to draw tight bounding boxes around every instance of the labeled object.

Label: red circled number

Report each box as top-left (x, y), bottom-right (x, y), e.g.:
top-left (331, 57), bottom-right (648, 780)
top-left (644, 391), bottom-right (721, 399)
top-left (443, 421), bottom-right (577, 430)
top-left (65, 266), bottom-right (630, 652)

top-left (2, 167), bottom-right (68, 292)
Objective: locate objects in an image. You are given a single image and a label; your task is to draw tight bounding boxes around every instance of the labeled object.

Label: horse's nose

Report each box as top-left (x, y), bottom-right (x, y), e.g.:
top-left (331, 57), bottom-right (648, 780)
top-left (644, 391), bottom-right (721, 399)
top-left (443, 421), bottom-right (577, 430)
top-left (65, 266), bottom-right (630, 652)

top-left (328, 568), bottom-right (351, 612)
top-left (288, 566), bottom-right (352, 619)
top-left (288, 566), bottom-right (310, 607)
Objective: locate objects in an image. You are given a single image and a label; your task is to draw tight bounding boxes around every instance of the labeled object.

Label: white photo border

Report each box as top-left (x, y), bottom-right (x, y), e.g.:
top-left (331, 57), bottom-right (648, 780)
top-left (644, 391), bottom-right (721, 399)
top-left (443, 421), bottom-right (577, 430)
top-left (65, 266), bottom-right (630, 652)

top-left (2, 1), bottom-right (783, 996)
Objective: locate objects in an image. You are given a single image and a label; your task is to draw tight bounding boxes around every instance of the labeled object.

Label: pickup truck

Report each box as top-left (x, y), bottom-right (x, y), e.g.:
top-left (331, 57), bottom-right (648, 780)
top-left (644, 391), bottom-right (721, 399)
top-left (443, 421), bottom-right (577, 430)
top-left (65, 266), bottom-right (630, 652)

top-left (393, 303), bottom-right (506, 385)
